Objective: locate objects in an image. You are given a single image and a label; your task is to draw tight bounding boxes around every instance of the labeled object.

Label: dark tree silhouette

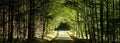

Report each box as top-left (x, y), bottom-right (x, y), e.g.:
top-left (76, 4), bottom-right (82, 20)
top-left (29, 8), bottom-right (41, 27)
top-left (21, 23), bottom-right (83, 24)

top-left (28, 0), bottom-right (35, 42)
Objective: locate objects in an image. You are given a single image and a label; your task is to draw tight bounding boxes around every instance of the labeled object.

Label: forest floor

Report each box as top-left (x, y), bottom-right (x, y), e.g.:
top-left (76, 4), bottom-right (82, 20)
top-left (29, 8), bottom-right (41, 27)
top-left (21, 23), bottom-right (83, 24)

top-left (0, 31), bottom-right (58, 43)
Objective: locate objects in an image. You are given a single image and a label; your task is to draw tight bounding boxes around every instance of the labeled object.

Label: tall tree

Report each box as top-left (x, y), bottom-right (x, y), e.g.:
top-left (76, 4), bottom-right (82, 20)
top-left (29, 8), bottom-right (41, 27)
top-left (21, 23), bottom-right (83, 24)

top-left (100, 0), bottom-right (104, 43)
top-left (2, 5), bottom-right (5, 43)
top-left (28, 0), bottom-right (35, 42)
top-left (112, 0), bottom-right (115, 42)
top-left (106, 0), bottom-right (110, 42)
top-left (8, 0), bottom-right (14, 43)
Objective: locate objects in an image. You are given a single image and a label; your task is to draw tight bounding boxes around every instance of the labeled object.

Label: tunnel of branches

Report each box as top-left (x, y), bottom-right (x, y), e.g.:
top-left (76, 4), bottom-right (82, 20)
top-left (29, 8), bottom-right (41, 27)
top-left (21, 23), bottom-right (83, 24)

top-left (0, 0), bottom-right (120, 43)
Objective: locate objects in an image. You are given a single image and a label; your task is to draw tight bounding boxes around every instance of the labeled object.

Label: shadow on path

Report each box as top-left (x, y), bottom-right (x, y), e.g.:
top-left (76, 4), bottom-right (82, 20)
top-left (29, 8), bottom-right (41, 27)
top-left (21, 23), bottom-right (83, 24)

top-left (51, 40), bottom-right (74, 43)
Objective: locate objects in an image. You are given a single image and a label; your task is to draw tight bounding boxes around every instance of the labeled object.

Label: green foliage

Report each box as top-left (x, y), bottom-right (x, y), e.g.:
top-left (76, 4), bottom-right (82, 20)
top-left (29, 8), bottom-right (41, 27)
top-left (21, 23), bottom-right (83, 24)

top-left (0, 0), bottom-right (120, 43)
top-left (46, 0), bottom-right (77, 30)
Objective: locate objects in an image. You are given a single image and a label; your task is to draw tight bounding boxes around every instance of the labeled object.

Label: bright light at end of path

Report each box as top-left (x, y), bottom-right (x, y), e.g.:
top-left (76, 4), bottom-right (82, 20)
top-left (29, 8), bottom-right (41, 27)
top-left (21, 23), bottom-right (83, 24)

top-left (58, 31), bottom-right (69, 37)
top-left (59, 31), bottom-right (65, 34)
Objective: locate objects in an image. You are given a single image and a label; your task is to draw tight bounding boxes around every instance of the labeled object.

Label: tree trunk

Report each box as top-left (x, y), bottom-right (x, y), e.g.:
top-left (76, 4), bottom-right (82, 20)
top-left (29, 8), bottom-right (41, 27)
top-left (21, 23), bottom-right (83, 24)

top-left (8, 0), bottom-right (14, 43)
top-left (28, 0), bottom-right (35, 42)
top-left (100, 0), bottom-right (104, 43)
top-left (2, 6), bottom-right (5, 43)
top-left (106, 0), bottom-right (110, 42)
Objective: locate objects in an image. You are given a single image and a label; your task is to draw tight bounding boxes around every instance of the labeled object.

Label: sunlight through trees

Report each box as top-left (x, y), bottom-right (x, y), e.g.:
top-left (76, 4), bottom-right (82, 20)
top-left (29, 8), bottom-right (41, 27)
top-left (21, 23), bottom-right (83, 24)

top-left (0, 0), bottom-right (120, 43)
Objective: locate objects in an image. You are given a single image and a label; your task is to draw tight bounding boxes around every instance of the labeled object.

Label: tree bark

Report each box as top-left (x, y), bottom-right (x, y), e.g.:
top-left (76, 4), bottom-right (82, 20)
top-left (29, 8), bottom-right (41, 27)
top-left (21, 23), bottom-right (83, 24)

top-left (28, 0), bottom-right (35, 42)
top-left (8, 0), bottom-right (14, 43)
top-left (100, 0), bottom-right (104, 43)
